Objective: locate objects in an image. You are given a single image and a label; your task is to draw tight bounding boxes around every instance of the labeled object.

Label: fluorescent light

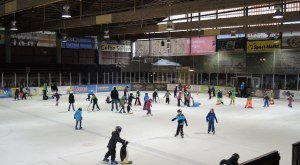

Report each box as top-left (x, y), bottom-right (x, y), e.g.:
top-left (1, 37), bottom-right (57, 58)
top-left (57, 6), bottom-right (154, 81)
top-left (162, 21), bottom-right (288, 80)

top-left (166, 20), bottom-right (174, 31)
top-left (103, 30), bottom-right (110, 39)
top-left (10, 21), bottom-right (18, 31)
top-left (273, 9), bottom-right (283, 19)
top-left (283, 21), bottom-right (300, 25)
top-left (188, 69), bottom-right (195, 72)
top-left (62, 4), bottom-right (71, 18)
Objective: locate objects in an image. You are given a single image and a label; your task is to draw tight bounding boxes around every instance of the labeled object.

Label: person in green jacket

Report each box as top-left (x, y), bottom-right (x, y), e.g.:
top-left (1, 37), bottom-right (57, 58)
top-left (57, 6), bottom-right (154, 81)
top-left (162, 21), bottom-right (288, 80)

top-left (229, 88), bottom-right (235, 105)
top-left (42, 82), bottom-right (48, 100)
top-left (119, 96), bottom-right (126, 113)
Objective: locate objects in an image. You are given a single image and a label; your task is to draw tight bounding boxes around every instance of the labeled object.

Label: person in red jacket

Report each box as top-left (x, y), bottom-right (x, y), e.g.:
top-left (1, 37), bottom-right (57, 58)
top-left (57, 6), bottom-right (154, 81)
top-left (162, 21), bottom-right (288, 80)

top-left (124, 86), bottom-right (129, 98)
top-left (177, 92), bottom-right (182, 107)
top-left (146, 99), bottom-right (153, 116)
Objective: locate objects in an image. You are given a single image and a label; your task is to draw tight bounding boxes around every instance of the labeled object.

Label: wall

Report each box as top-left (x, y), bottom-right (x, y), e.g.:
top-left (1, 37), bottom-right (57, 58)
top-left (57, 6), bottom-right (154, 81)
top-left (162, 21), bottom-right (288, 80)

top-left (11, 46), bottom-right (56, 64)
top-left (61, 48), bottom-right (97, 64)
top-left (0, 45), bottom-right (4, 63)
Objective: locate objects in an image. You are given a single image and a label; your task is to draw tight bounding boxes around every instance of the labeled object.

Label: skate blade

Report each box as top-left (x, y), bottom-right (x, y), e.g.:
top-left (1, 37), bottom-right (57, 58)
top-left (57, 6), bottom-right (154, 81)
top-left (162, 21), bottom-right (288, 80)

top-left (120, 161), bottom-right (133, 164)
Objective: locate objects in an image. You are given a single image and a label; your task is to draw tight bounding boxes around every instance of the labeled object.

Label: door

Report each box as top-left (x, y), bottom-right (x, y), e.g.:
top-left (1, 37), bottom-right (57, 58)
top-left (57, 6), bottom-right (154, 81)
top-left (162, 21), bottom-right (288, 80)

top-left (252, 77), bottom-right (260, 88)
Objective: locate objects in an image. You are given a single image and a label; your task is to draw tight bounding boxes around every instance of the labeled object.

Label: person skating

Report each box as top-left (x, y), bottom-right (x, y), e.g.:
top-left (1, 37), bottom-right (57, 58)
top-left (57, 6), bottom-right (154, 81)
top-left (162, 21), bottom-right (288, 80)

top-left (119, 96), bottom-right (126, 113)
top-left (103, 126), bottom-right (128, 165)
top-left (127, 93), bottom-right (135, 114)
top-left (164, 90), bottom-right (171, 104)
top-left (186, 92), bottom-right (192, 107)
top-left (183, 90), bottom-right (188, 105)
top-left (91, 95), bottom-right (100, 111)
top-left (206, 108), bottom-right (218, 134)
top-left (86, 90), bottom-right (94, 101)
top-left (134, 89), bottom-right (141, 105)
top-left (146, 99), bottom-right (153, 116)
top-left (208, 86), bottom-right (212, 100)
top-left (212, 86), bottom-right (216, 97)
top-left (263, 94), bottom-right (270, 107)
top-left (244, 95), bottom-right (253, 109)
top-left (106, 96), bottom-right (112, 103)
top-left (68, 91), bottom-right (75, 111)
top-left (288, 96), bottom-right (294, 108)
top-left (42, 82), bottom-right (48, 100)
top-left (217, 90), bottom-right (224, 105)
top-left (74, 108), bottom-right (83, 130)
top-left (178, 83), bottom-right (182, 91)
top-left (124, 86), bottom-right (129, 98)
top-left (111, 87), bottom-right (119, 111)
top-left (21, 87), bottom-right (27, 100)
top-left (143, 93), bottom-right (149, 110)
top-left (177, 92), bottom-right (182, 107)
top-left (174, 86), bottom-right (178, 98)
top-left (14, 88), bottom-right (20, 100)
top-left (229, 88), bottom-right (235, 105)
top-left (52, 91), bottom-right (62, 106)
top-left (240, 82), bottom-right (246, 98)
top-left (270, 90), bottom-right (275, 105)
top-left (172, 109), bottom-right (188, 138)
top-left (152, 89), bottom-right (158, 103)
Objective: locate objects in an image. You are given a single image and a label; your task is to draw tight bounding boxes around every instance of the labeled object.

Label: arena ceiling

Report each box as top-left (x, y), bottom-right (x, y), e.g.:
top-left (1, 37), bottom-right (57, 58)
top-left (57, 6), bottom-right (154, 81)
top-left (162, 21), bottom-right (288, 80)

top-left (0, 0), bottom-right (300, 39)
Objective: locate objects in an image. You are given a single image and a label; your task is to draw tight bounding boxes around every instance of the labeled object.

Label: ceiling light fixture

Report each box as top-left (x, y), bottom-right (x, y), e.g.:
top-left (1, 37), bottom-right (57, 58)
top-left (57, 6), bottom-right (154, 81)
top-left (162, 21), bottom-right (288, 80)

top-left (273, 9), bottom-right (283, 19)
top-left (166, 20), bottom-right (174, 31)
top-left (62, 4), bottom-right (71, 18)
top-left (10, 21), bottom-right (18, 31)
top-left (103, 30), bottom-right (110, 39)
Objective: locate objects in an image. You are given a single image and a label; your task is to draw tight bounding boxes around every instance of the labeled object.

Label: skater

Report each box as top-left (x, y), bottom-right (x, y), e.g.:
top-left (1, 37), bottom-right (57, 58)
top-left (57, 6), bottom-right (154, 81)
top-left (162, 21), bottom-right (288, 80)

top-left (91, 95), bottom-right (100, 111)
top-left (229, 88), bottom-right (235, 105)
top-left (186, 92), bottom-right (192, 107)
top-left (192, 99), bottom-right (201, 107)
top-left (270, 90), bottom-right (275, 105)
top-left (14, 88), bottom-right (20, 100)
top-left (164, 90), bottom-right (171, 104)
top-left (134, 89), bottom-right (141, 105)
top-left (146, 99), bottom-right (153, 116)
top-left (177, 91), bottom-right (182, 107)
top-left (244, 95), bottom-right (253, 109)
top-left (288, 96), bottom-right (294, 108)
top-left (208, 86), bottom-right (212, 100)
top-left (86, 90), bottom-right (94, 101)
top-left (220, 153), bottom-right (240, 165)
top-left (68, 91), bottom-right (75, 111)
top-left (206, 108), bottom-right (218, 134)
top-left (106, 96), bottom-right (112, 103)
top-left (172, 109), bottom-right (188, 138)
top-left (240, 82), bottom-right (245, 98)
top-left (178, 83), bottom-right (182, 91)
top-left (174, 86), bottom-right (178, 98)
top-left (25, 87), bottom-right (32, 99)
top-left (110, 87), bottom-right (119, 111)
top-left (127, 93), bottom-right (135, 113)
top-left (217, 90), bottom-right (224, 105)
top-left (183, 84), bottom-right (187, 92)
top-left (212, 86), bottom-right (216, 97)
top-left (42, 82), bottom-right (48, 100)
top-left (52, 83), bottom-right (58, 93)
top-left (124, 86), bottom-right (129, 97)
top-left (52, 91), bottom-right (62, 106)
top-left (143, 93), bottom-right (149, 110)
top-left (103, 126), bottom-right (128, 165)
top-left (183, 90), bottom-right (188, 105)
top-left (74, 108), bottom-right (83, 130)
top-left (152, 89), bottom-right (158, 103)
top-left (119, 95), bottom-right (126, 113)
top-left (21, 87), bottom-right (27, 100)
top-left (263, 94), bottom-right (270, 107)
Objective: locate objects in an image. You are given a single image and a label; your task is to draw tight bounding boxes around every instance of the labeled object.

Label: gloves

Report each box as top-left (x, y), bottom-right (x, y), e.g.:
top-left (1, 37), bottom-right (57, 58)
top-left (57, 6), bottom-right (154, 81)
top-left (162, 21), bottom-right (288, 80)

top-left (171, 118), bottom-right (176, 121)
top-left (186, 124), bottom-right (188, 127)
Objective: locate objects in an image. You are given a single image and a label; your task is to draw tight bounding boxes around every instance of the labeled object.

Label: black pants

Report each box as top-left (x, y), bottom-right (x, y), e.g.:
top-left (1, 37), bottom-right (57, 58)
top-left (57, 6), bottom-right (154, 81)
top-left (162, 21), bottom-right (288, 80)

top-left (143, 102), bottom-right (147, 110)
top-left (209, 93), bottom-right (212, 99)
top-left (135, 97), bottom-right (141, 105)
top-left (241, 89), bottom-right (245, 98)
top-left (166, 98), bottom-right (170, 104)
top-left (127, 103), bottom-right (132, 113)
top-left (174, 92), bottom-right (177, 98)
top-left (184, 98), bottom-right (187, 105)
top-left (93, 102), bottom-right (100, 110)
top-left (153, 96), bottom-right (157, 103)
top-left (68, 103), bottom-right (75, 111)
top-left (75, 120), bottom-right (82, 129)
top-left (187, 100), bottom-right (190, 107)
top-left (177, 99), bottom-right (181, 106)
top-left (105, 148), bottom-right (116, 162)
top-left (175, 125), bottom-right (184, 136)
top-left (43, 90), bottom-right (47, 100)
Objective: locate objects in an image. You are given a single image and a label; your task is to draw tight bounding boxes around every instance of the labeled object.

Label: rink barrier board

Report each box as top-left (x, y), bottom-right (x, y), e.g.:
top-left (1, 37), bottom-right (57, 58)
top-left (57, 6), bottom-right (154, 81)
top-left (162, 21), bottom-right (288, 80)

top-left (279, 90), bottom-right (300, 100)
top-left (0, 88), bottom-right (12, 98)
top-left (167, 84), bottom-right (231, 94)
top-left (240, 150), bottom-right (280, 165)
top-left (292, 141), bottom-right (300, 165)
top-left (131, 83), bottom-right (167, 91)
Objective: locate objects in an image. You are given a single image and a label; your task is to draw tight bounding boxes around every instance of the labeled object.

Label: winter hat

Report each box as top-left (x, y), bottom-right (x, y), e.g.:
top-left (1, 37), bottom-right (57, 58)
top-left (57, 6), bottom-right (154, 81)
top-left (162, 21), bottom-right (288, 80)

top-left (78, 108), bottom-right (82, 111)
top-left (115, 126), bottom-right (122, 132)
top-left (177, 109), bottom-right (182, 113)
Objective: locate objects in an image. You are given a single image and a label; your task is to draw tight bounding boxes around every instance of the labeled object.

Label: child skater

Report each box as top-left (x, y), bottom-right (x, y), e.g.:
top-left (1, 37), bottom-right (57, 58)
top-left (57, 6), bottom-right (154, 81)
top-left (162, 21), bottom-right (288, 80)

top-left (74, 108), bottom-right (83, 130)
top-left (53, 91), bottom-right (62, 106)
top-left (68, 91), bottom-right (75, 111)
top-left (245, 95), bottom-right (253, 109)
top-left (146, 99), bottom-right (153, 116)
top-left (143, 93), bottom-right (149, 110)
top-left (172, 109), bottom-right (188, 138)
top-left (206, 108), bottom-right (218, 134)
top-left (174, 86), bottom-right (178, 98)
top-left (152, 89), bottom-right (158, 103)
top-left (177, 91), bottom-right (182, 107)
top-left (229, 88), bottom-right (235, 105)
top-left (134, 89), bottom-right (141, 105)
top-left (103, 126), bottom-right (128, 165)
top-left (91, 95), bottom-right (100, 111)
top-left (217, 90), bottom-right (224, 105)
top-left (186, 92), bottom-right (191, 107)
top-left (164, 90), bottom-right (171, 104)
top-left (119, 95), bottom-right (126, 113)
top-left (263, 94), bottom-right (270, 107)
top-left (269, 90), bottom-right (275, 105)
top-left (208, 86), bottom-right (212, 99)
top-left (288, 96), bottom-right (294, 108)
top-left (127, 93), bottom-right (135, 114)
top-left (86, 90), bottom-right (94, 101)
top-left (106, 96), bottom-right (112, 103)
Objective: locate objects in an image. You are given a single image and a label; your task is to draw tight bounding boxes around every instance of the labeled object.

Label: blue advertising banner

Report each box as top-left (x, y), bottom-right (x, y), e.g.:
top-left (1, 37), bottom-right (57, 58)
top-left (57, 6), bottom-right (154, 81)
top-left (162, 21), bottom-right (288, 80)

top-left (0, 88), bottom-right (12, 98)
top-left (97, 84), bottom-right (131, 92)
top-left (71, 85), bottom-right (97, 94)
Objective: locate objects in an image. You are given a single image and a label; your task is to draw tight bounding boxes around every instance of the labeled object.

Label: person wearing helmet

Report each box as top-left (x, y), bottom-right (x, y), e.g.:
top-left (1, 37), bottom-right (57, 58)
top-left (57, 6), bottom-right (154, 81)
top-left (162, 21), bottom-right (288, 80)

top-left (172, 109), bottom-right (188, 138)
top-left (220, 153), bottom-right (239, 165)
top-left (103, 126), bottom-right (128, 165)
top-left (74, 108), bottom-right (83, 130)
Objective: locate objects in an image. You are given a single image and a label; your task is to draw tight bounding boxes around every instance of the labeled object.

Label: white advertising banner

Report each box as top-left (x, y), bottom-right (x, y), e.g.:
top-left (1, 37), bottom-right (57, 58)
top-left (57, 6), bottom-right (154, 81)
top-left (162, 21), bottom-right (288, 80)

top-left (279, 90), bottom-right (300, 100)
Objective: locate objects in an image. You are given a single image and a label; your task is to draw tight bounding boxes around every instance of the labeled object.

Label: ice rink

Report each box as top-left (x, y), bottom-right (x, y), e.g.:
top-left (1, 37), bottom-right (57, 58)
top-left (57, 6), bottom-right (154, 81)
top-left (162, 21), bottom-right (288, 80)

top-left (0, 91), bottom-right (299, 165)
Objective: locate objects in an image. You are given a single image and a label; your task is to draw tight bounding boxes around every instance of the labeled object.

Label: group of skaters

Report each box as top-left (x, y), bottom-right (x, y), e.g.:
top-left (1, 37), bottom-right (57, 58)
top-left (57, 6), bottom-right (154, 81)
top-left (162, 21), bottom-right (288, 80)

top-left (14, 85), bottom-right (31, 100)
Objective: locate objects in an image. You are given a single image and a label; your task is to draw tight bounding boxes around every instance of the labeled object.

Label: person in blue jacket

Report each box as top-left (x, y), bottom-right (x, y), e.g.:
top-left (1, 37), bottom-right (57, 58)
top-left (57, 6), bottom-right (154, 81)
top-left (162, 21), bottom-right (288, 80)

top-left (86, 90), bottom-right (94, 101)
top-left (206, 108), bottom-right (218, 134)
top-left (172, 109), bottom-right (188, 138)
top-left (143, 93), bottom-right (149, 110)
top-left (74, 108), bottom-right (83, 130)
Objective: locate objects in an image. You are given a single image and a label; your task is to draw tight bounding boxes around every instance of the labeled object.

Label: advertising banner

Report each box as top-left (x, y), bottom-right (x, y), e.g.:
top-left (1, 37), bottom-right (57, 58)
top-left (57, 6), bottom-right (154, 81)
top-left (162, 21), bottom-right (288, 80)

top-left (97, 84), bottom-right (131, 92)
top-left (71, 85), bottom-right (97, 94)
top-left (62, 37), bottom-right (96, 49)
top-left (190, 36), bottom-right (216, 55)
top-left (10, 32), bottom-right (56, 47)
top-left (0, 88), bottom-right (12, 98)
top-left (247, 40), bottom-right (281, 53)
top-left (170, 38), bottom-right (190, 56)
top-left (135, 40), bottom-right (150, 57)
top-left (279, 90), bottom-right (300, 100)
top-left (100, 44), bottom-right (131, 52)
top-left (282, 32), bottom-right (300, 49)
top-left (150, 39), bottom-right (168, 56)
top-left (217, 38), bottom-right (246, 51)
top-left (247, 33), bottom-right (281, 40)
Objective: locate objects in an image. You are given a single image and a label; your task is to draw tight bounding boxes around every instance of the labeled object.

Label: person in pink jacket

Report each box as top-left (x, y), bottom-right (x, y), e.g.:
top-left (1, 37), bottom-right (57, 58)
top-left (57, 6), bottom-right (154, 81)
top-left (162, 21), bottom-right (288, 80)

top-left (177, 92), bottom-right (182, 107)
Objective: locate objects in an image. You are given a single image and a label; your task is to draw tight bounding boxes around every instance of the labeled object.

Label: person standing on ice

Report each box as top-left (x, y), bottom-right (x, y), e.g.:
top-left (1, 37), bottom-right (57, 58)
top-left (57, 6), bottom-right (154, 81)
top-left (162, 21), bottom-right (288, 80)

top-left (124, 86), bottom-right (129, 98)
top-left (164, 90), bottom-right (171, 104)
top-left (263, 94), bottom-right (270, 107)
top-left (86, 90), bottom-right (94, 101)
top-left (186, 92), bottom-right (192, 107)
top-left (52, 91), bottom-right (62, 106)
top-left (172, 109), bottom-right (188, 138)
top-left (244, 95), bottom-right (253, 109)
top-left (143, 93), bottom-right (149, 110)
top-left (119, 95), bottom-right (126, 113)
top-left (208, 86), bottom-right (212, 100)
top-left (134, 89), bottom-right (141, 106)
top-left (177, 91), bottom-right (182, 107)
top-left (68, 91), bottom-right (75, 111)
top-left (103, 126), bottom-right (128, 165)
top-left (206, 108), bottom-right (218, 134)
top-left (212, 86), bottom-right (216, 97)
top-left (174, 86), bottom-right (178, 98)
top-left (217, 90), bottom-right (224, 105)
top-left (240, 82), bottom-right (245, 98)
top-left (74, 108), bottom-right (83, 130)
top-left (146, 99), bottom-right (153, 116)
top-left (42, 82), bottom-right (48, 100)
top-left (110, 87), bottom-right (119, 111)
top-left (152, 89), bottom-right (158, 103)
top-left (127, 93), bottom-right (135, 113)
top-left (178, 83), bottom-right (182, 91)
top-left (288, 96), bottom-right (294, 108)
top-left (229, 88), bottom-right (235, 105)
top-left (91, 95), bottom-right (100, 111)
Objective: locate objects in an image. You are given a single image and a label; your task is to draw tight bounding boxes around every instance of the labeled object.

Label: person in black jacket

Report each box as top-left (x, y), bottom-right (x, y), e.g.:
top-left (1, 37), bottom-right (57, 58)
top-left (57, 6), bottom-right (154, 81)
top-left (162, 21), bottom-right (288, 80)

top-left (68, 92), bottom-right (75, 111)
top-left (220, 153), bottom-right (239, 165)
top-left (153, 89), bottom-right (158, 103)
top-left (103, 126), bottom-right (128, 165)
top-left (127, 93), bottom-right (135, 113)
top-left (110, 87), bottom-right (119, 111)
top-left (91, 95), bottom-right (100, 111)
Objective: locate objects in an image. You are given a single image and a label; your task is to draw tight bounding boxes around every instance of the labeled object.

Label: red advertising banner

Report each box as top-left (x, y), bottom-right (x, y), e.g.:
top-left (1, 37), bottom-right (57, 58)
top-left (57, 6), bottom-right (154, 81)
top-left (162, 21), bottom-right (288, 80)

top-left (190, 36), bottom-right (216, 55)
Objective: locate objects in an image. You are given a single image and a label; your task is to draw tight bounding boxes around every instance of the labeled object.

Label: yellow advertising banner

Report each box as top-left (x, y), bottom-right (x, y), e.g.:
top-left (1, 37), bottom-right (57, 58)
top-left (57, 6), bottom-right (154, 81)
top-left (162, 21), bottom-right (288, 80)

top-left (247, 40), bottom-right (281, 53)
top-left (100, 44), bottom-right (131, 52)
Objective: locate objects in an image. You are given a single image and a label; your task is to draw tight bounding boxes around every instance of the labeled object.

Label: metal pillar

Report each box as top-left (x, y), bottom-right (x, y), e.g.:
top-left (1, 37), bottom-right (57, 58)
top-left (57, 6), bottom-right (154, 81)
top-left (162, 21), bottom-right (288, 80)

top-left (59, 72), bottom-right (62, 86)
top-left (196, 72), bottom-right (199, 85)
top-left (285, 74), bottom-right (287, 89)
top-left (78, 72), bottom-right (81, 85)
top-left (261, 74), bottom-right (263, 88)
top-left (49, 72), bottom-right (51, 85)
top-left (70, 72), bottom-right (72, 86)
top-left (26, 73), bottom-right (29, 87)
top-left (226, 73), bottom-right (228, 86)
top-left (88, 72), bottom-right (90, 85)
top-left (108, 72), bottom-right (110, 84)
top-left (208, 73), bottom-right (211, 85)
top-left (112, 72), bottom-right (114, 84)
top-left (297, 74), bottom-right (299, 90)
top-left (38, 72), bottom-right (40, 86)
top-left (200, 72), bottom-right (203, 84)
top-left (1, 73), bottom-right (3, 88)
top-left (14, 73), bottom-right (16, 87)
top-left (96, 72), bottom-right (99, 84)
top-left (272, 50), bottom-right (276, 89)
top-left (130, 72), bottom-right (132, 83)
top-left (121, 72), bottom-right (122, 84)
top-left (148, 72), bottom-right (150, 83)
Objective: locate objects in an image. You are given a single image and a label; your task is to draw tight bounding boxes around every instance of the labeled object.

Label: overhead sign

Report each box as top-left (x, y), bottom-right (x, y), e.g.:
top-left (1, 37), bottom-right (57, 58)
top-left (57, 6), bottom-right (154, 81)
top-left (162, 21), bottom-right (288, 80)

top-left (247, 33), bottom-right (281, 40)
top-left (190, 36), bottom-right (216, 55)
top-left (247, 40), bottom-right (281, 53)
top-left (100, 44), bottom-right (131, 52)
top-left (282, 32), bottom-right (300, 49)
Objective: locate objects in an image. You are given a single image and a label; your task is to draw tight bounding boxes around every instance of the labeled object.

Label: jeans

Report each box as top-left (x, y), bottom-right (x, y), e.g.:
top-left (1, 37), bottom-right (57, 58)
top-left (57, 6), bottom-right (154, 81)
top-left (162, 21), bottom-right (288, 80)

top-left (75, 120), bottom-right (82, 129)
top-left (208, 122), bottom-right (215, 133)
top-left (111, 99), bottom-right (119, 110)
top-left (68, 103), bottom-right (75, 111)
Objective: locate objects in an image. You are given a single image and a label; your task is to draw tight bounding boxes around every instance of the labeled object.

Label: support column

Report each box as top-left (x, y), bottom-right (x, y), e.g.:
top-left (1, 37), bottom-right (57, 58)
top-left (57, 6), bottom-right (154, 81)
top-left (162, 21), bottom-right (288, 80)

top-left (56, 32), bottom-right (62, 64)
top-left (38, 72), bottom-right (40, 86)
top-left (272, 50), bottom-right (276, 89)
top-left (226, 73), bottom-right (228, 86)
top-left (26, 73), bottom-right (28, 87)
top-left (88, 72), bottom-right (90, 85)
top-left (5, 28), bottom-right (11, 64)
top-left (78, 72), bottom-right (81, 85)
top-left (69, 72), bottom-right (72, 86)
top-left (1, 73), bottom-right (3, 88)
top-left (108, 72), bottom-right (110, 84)
top-left (297, 74), bottom-right (299, 90)
top-left (112, 72), bottom-right (114, 84)
top-left (200, 72), bottom-right (203, 84)
top-left (121, 72), bottom-right (122, 84)
top-left (96, 72), bottom-right (99, 84)
top-left (59, 72), bottom-right (62, 86)
top-left (208, 73), bottom-right (211, 85)
top-left (14, 73), bottom-right (16, 87)
top-left (284, 74), bottom-right (287, 89)
top-left (104, 73), bottom-right (106, 84)
top-left (148, 72), bottom-right (149, 83)
top-left (196, 72), bottom-right (199, 85)
top-left (49, 73), bottom-right (51, 85)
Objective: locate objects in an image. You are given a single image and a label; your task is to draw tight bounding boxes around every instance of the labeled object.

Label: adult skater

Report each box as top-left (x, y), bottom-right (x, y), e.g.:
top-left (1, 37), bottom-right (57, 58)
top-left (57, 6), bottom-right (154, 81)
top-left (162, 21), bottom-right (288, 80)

top-left (91, 95), bottom-right (100, 111)
top-left (174, 86), bottom-right (178, 98)
top-left (143, 93), bottom-right (149, 110)
top-left (229, 88), bottom-right (235, 105)
top-left (164, 90), bottom-right (171, 104)
top-left (68, 91), bottom-right (75, 111)
top-left (206, 108), bottom-right (218, 134)
top-left (52, 83), bottom-right (58, 93)
top-left (288, 96), bottom-right (294, 108)
top-left (152, 89), bottom-right (158, 103)
top-left (240, 82), bottom-right (245, 98)
top-left (212, 86), bottom-right (216, 97)
top-left (217, 90), bottom-right (224, 105)
top-left (172, 109), bottom-right (188, 138)
top-left (186, 92), bottom-right (192, 107)
top-left (146, 99), bottom-right (153, 116)
top-left (14, 88), bottom-right (19, 100)
top-left (178, 83), bottom-right (182, 91)
top-left (183, 90), bottom-right (188, 105)
top-left (127, 93), bottom-right (135, 114)
top-left (263, 94), bottom-right (270, 107)
top-left (244, 95), bottom-right (253, 109)
top-left (21, 87), bottom-right (27, 100)
top-left (103, 126), bottom-right (128, 165)
top-left (110, 87), bottom-right (119, 111)
top-left (124, 86), bottom-right (129, 97)
top-left (119, 95), bottom-right (126, 113)
top-left (86, 90), bottom-right (94, 101)
top-left (74, 108), bottom-right (83, 130)
top-left (208, 86), bottom-right (212, 100)
top-left (177, 91), bottom-right (182, 107)
top-left (42, 82), bottom-right (48, 100)
top-left (134, 89), bottom-right (141, 106)
top-left (220, 153), bottom-right (239, 165)
top-left (52, 91), bottom-right (62, 106)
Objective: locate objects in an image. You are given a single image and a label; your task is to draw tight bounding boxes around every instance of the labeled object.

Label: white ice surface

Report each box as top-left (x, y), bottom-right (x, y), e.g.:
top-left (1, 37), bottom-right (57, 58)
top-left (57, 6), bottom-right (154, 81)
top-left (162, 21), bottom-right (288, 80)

top-left (0, 91), bottom-right (299, 165)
